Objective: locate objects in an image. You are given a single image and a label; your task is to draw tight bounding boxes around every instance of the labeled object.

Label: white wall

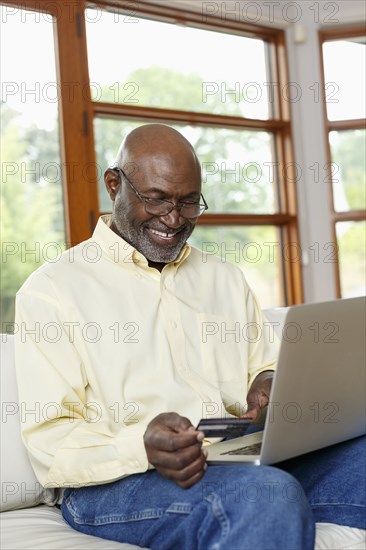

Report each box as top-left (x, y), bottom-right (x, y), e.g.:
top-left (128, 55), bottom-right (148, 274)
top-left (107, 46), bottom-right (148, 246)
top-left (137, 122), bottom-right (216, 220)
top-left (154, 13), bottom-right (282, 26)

top-left (147, 0), bottom-right (365, 302)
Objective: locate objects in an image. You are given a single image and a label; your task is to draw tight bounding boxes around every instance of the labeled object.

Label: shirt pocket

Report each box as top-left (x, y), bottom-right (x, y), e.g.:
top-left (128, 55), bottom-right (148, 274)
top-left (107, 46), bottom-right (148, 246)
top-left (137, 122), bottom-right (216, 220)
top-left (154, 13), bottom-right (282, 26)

top-left (198, 313), bottom-right (247, 382)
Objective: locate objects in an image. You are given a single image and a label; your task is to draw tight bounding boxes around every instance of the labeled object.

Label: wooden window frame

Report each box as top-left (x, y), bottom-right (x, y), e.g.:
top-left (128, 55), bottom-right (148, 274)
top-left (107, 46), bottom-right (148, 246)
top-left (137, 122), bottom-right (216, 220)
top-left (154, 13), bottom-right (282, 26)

top-left (2, 0), bottom-right (303, 305)
top-left (2, 0), bottom-right (99, 245)
top-left (318, 26), bottom-right (366, 297)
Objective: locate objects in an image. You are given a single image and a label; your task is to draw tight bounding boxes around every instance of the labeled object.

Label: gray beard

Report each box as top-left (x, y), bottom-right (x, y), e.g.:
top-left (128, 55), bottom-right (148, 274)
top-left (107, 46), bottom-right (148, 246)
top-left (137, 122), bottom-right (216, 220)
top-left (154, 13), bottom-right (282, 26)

top-left (113, 209), bottom-right (194, 264)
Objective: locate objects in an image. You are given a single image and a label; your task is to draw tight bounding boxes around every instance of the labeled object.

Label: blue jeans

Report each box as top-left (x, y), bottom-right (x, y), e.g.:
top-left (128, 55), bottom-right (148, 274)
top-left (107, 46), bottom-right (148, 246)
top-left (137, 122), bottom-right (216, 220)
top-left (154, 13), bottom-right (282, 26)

top-left (61, 436), bottom-right (365, 550)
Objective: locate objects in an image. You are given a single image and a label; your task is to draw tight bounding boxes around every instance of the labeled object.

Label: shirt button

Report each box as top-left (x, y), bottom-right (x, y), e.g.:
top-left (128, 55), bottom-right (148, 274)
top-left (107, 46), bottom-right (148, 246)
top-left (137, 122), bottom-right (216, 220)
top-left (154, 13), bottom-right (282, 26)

top-left (171, 321), bottom-right (177, 329)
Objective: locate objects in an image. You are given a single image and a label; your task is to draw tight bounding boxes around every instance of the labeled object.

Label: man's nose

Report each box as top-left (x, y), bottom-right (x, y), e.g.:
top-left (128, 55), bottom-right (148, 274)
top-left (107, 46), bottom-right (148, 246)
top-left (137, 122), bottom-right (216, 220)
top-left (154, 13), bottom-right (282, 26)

top-left (159, 206), bottom-right (186, 228)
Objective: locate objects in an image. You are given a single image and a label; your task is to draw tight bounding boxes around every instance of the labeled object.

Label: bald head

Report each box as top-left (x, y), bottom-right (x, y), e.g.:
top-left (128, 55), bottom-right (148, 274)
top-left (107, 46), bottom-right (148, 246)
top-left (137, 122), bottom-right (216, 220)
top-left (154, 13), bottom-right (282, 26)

top-left (115, 124), bottom-right (201, 179)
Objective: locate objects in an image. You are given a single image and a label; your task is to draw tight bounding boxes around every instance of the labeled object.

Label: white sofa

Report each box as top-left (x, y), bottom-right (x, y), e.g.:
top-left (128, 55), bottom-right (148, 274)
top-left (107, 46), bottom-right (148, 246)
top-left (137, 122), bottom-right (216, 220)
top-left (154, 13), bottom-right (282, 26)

top-left (1, 309), bottom-right (365, 549)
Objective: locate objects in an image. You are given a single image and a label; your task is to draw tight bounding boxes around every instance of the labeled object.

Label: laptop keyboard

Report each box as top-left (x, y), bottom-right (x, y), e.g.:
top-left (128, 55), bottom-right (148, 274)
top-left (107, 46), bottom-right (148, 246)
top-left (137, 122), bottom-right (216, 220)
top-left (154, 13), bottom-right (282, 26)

top-left (220, 442), bottom-right (262, 456)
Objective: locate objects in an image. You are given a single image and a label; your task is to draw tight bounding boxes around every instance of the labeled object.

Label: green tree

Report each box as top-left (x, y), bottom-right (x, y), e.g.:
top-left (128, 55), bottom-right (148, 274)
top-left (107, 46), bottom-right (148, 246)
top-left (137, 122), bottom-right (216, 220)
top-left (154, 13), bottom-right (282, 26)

top-left (0, 103), bottom-right (64, 327)
top-left (330, 130), bottom-right (366, 211)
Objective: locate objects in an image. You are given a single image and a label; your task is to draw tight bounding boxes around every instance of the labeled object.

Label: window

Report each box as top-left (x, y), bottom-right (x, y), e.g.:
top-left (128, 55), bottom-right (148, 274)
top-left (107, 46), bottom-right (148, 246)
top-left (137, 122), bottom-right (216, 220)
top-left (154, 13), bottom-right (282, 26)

top-left (1, 0), bottom-right (302, 331)
top-left (319, 28), bottom-right (366, 298)
top-left (0, 5), bottom-right (66, 327)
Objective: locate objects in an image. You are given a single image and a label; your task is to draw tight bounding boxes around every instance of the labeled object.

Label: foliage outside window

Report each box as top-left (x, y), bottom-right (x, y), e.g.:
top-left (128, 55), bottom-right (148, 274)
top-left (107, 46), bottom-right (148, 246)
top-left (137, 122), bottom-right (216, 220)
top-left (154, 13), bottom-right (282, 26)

top-left (320, 30), bottom-right (366, 298)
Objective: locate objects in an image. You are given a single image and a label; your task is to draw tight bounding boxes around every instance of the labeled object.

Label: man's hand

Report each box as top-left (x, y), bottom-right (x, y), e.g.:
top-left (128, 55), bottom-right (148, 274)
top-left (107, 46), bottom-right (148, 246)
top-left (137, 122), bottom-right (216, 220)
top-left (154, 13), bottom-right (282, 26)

top-left (242, 370), bottom-right (274, 421)
top-left (143, 412), bottom-right (207, 489)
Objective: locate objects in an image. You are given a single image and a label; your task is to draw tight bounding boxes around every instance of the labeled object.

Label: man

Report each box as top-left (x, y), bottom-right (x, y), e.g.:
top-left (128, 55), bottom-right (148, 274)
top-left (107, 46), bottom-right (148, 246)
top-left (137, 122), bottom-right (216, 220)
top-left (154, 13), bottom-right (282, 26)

top-left (15, 124), bottom-right (365, 549)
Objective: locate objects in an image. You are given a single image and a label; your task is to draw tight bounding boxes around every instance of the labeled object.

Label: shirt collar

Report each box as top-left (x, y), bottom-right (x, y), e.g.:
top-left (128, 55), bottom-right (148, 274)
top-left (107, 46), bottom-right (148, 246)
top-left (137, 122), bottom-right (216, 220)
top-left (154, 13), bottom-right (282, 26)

top-left (92, 215), bottom-right (191, 271)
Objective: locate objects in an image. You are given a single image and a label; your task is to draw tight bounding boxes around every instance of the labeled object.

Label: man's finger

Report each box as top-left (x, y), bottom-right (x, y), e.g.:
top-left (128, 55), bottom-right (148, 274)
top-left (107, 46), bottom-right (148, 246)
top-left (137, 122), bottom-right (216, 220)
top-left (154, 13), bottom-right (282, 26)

top-left (155, 412), bottom-right (193, 433)
top-left (241, 408), bottom-right (259, 420)
top-left (158, 451), bottom-right (208, 488)
top-left (176, 468), bottom-right (207, 489)
top-left (149, 429), bottom-right (203, 452)
top-left (152, 441), bottom-right (203, 470)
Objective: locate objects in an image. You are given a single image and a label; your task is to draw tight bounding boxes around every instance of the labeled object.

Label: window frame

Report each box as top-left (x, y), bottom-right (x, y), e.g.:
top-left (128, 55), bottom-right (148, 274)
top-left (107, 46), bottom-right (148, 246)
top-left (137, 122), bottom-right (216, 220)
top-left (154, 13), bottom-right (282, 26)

top-left (318, 25), bottom-right (366, 297)
top-left (2, 0), bottom-right (303, 305)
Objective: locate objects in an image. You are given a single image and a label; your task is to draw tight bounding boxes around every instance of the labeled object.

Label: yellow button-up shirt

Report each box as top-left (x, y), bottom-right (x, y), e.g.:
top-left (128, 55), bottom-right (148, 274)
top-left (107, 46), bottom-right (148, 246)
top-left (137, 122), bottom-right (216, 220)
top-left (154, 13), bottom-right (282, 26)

top-left (15, 216), bottom-right (279, 487)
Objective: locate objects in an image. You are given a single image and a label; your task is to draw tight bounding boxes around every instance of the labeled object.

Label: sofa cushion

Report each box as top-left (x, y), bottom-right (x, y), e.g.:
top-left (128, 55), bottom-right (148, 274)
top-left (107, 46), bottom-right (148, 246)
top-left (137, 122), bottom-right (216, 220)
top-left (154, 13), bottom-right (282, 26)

top-left (0, 335), bottom-right (58, 511)
top-left (0, 505), bottom-right (145, 549)
top-left (315, 523), bottom-right (366, 550)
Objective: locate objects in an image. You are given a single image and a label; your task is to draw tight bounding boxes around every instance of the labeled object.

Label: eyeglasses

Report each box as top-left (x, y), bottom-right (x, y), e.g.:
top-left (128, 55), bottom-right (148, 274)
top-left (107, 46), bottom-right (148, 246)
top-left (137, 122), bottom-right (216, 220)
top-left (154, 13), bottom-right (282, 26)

top-left (112, 166), bottom-right (208, 218)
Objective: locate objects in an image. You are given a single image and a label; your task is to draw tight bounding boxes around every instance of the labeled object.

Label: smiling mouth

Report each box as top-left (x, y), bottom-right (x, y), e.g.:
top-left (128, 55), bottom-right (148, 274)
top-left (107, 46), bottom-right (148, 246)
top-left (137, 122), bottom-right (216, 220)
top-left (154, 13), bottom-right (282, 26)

top-left (146, 227), bottom-right (184, 243)
top-left (150, 228), bottom-right (179, 238)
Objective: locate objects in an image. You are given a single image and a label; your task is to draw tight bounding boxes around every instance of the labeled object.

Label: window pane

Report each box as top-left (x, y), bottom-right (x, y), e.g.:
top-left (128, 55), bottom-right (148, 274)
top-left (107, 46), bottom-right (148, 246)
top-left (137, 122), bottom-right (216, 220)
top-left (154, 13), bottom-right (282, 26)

top-left (86, 9), bottom-right (271, 119)
top-left (336, 222), bottom-right (366, 298)
top-left (94, 118), bottom-right (278, 214)
top-left (329, 130), bottom-right (366, 212)
top-left (0, 7), bottom-right (66, 330)
top-left (188, 226), bottom-right (284, 308)
top-left (323, 38), bottom-right (366, 121)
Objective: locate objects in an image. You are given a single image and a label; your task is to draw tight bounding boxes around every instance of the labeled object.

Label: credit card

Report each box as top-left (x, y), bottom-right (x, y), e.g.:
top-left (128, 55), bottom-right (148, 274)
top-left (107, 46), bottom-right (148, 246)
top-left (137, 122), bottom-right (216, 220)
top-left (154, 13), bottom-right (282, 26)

top-left (196, 417), bottom-right (253, 438)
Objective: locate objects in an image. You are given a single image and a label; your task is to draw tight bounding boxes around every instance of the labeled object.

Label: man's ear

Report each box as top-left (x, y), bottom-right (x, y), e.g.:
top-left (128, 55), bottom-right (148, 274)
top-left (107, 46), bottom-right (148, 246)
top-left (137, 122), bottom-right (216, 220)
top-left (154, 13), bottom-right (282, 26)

top-left (104, 169), bottom-right (120, 201)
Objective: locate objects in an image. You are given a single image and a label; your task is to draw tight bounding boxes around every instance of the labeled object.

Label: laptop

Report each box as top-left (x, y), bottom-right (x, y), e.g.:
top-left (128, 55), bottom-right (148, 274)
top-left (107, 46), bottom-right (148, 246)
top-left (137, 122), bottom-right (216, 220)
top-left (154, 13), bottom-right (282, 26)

top-left (206, 297), bottom-right (366, 465)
